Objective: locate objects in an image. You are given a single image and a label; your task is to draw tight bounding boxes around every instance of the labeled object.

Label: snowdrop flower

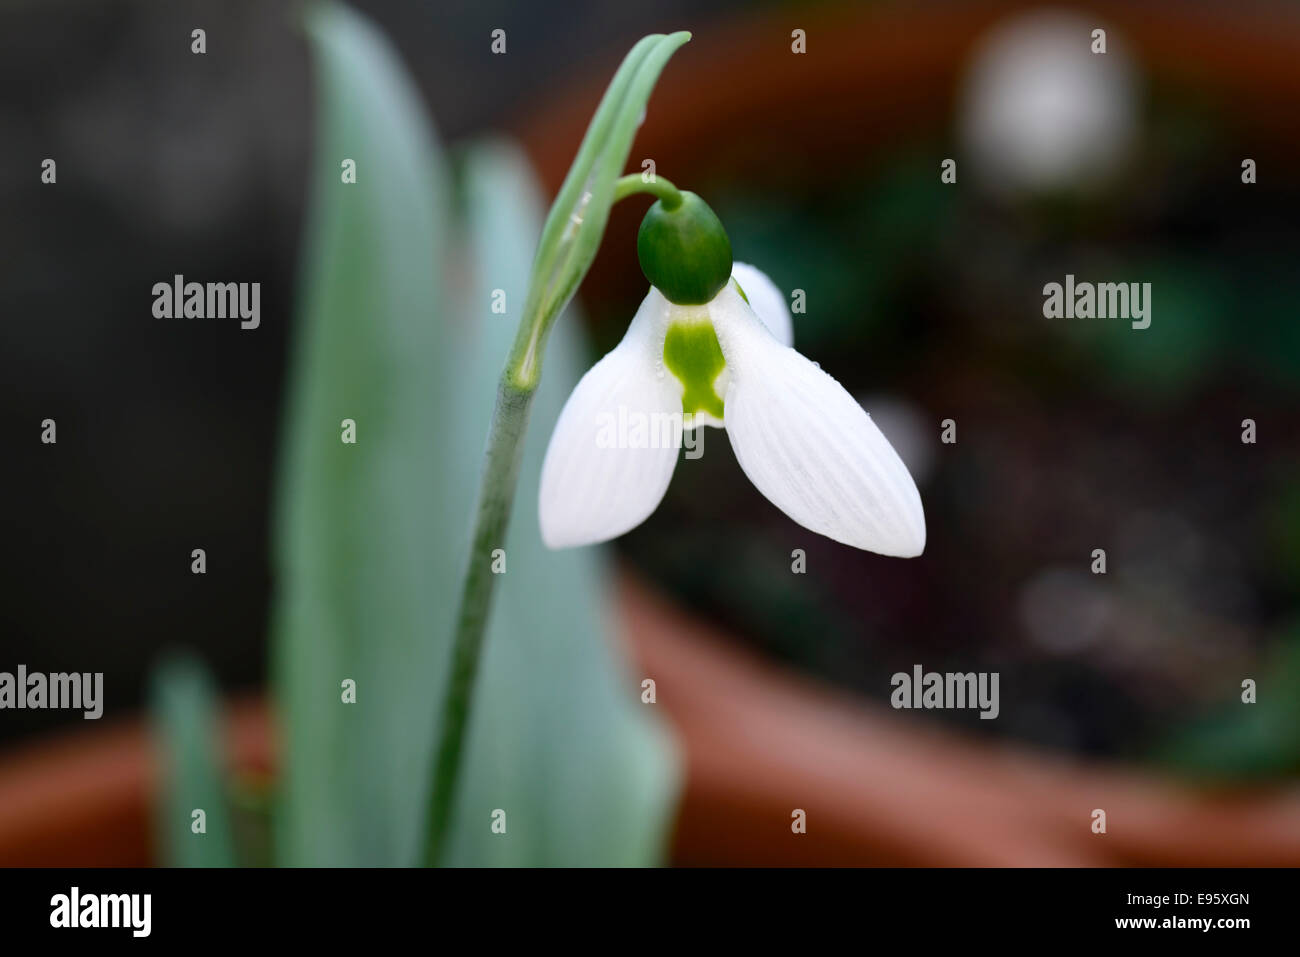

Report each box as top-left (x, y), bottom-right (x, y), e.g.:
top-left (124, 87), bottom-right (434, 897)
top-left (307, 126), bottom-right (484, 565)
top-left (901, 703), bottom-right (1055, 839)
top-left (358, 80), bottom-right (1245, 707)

top-left (539, 190), bottom-right (925, 556)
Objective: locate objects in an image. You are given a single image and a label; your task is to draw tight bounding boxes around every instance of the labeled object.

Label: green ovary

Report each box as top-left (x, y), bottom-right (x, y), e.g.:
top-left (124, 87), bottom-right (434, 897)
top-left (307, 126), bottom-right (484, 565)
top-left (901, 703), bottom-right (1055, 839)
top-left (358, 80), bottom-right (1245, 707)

top-left (663, 320), bottom-right (726, 419)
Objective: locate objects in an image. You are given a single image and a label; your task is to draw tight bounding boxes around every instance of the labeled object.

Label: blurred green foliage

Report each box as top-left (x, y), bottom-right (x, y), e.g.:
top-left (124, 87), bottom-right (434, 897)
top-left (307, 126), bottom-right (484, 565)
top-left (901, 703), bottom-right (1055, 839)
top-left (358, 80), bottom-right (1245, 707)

top-left (151, 655), bottom-right (237, 867)
top-left (270, 0), bottom-right (452, 865)
top-left (1158, 628), bottom-right (1300, 780)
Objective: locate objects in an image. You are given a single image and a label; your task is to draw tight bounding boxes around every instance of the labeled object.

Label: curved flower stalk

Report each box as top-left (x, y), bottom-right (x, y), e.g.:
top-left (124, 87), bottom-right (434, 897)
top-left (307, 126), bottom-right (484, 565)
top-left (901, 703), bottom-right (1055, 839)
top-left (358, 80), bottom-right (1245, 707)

top-left (538, 262), bottom-right (926, 556)
top-left (425, 32), bottom-right (691, 866)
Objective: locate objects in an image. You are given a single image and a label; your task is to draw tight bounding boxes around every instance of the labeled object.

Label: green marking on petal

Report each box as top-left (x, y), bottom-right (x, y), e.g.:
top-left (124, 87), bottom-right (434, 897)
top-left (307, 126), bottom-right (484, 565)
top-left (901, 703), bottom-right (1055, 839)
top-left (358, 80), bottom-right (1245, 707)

top-left (663, 320), bottom-right (725, 419)
top-left (732, 277), bottom-right (749, 304)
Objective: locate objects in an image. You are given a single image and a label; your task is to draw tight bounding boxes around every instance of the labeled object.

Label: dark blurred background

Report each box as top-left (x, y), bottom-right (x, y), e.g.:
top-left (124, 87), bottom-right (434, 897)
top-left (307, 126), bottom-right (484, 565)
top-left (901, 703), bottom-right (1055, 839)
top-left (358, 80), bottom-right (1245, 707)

top-left (3, 0), bottom-right (1298, 780)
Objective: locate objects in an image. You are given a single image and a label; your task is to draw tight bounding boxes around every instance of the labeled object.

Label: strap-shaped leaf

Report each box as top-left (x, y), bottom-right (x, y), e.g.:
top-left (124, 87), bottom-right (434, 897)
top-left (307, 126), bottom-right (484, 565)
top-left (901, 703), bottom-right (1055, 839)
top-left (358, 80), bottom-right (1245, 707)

top-left (272, 0), bottom-right (451, 865)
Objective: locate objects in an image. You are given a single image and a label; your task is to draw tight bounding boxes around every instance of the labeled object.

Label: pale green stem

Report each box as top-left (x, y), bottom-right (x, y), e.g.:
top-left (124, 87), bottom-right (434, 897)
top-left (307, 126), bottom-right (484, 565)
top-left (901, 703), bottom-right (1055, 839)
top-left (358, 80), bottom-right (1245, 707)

top-left (422, 31), bottom-right (691, 867)
top-left (423, 377), bottom-right (531, 865)
top-left (613, 173), bottom-right (681, 209)
top-left (421, 178), bottom-right (683, 866)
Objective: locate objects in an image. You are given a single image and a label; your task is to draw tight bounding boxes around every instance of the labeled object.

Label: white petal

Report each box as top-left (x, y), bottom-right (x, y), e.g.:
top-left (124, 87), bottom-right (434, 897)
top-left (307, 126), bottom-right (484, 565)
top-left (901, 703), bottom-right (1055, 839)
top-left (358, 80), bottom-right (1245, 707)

top-left (731, 261), bottom-right (793, 347)
top-left (708, 285), bottom-right (926, 556)
top-left (539, 289), bottom-right (683, 548)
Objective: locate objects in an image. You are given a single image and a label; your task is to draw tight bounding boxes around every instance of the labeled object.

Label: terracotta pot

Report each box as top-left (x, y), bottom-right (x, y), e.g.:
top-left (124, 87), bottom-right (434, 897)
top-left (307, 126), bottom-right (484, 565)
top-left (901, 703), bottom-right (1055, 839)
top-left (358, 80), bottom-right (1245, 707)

top-left (618, 575), bottom-right (1300, 866)
top-left (0, 700), bottom-right (271, 867)
top-left (3, 571), bottom-right (1299, 866)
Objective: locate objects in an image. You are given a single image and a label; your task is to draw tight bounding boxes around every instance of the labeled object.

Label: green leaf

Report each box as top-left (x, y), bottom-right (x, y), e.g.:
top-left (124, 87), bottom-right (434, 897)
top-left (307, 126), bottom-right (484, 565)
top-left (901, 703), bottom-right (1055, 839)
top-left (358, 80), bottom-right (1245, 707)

top-left (438, 140), bottom-right (680, 865)
top-left (150, 655), bottom-right (236, 867)
top-left (271, 0), bottom-right (452, 866)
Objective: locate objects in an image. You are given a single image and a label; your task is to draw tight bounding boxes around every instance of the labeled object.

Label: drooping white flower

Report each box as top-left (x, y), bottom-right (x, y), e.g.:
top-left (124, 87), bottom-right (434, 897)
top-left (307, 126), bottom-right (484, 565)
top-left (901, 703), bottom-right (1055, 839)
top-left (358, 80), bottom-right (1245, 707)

top-left (539, 262), bottom-right (926, 556)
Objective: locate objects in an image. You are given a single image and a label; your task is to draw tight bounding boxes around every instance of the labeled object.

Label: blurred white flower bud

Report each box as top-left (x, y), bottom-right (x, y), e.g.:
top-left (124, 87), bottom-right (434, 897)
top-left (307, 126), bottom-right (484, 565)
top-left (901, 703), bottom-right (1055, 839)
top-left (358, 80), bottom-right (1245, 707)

top-left (959, 10), bottom-right (1138, 197)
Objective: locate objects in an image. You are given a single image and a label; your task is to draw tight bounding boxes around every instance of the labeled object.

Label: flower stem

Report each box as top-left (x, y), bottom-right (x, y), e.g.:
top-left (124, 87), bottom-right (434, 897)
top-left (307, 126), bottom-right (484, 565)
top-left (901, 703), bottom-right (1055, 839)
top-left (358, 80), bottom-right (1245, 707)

top-left (422, 174), bottom-right (678, 864)
top-left (613, 173), bottom-right (681, 209)
top-left (424, 375), bottom-right (533, 865)
top-left (421, 30), bottom-right (693, 867)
